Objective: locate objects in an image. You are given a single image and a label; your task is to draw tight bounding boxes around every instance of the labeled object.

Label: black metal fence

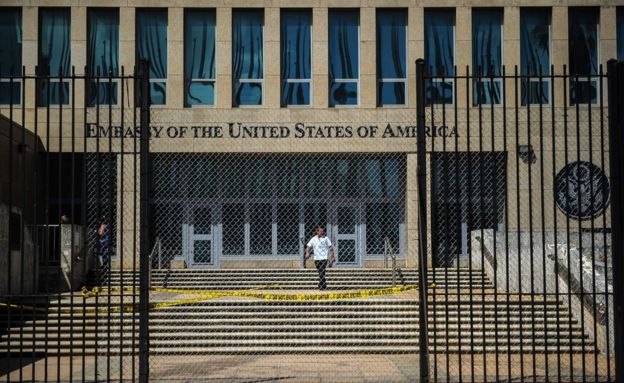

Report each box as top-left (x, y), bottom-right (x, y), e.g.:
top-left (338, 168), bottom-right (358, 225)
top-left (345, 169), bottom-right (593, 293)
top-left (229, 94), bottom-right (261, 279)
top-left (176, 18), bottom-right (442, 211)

top-left (416, 59), bottom-right (624, 382)
top-left (0, 59), bottom-right (622, 382)
top-left (0, 61), bottom-right (151, 382)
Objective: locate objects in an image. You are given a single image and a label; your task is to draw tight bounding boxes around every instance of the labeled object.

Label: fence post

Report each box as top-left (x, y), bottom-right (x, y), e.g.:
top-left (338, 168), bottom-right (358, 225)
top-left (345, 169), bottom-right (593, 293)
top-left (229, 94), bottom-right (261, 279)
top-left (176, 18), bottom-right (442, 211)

top-left (607, 59), bottom-right (624, 383)
top-left (138, 59), bottom-right (151, 383)
top-left (416, 58), bottom-right (430, 383)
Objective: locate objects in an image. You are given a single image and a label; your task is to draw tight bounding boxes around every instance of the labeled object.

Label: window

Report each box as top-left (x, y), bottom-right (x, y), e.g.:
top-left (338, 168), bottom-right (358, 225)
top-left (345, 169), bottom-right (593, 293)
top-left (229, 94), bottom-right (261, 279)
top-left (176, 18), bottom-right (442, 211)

top-left (366, 203), bottom-right (400, 255)
top-left (184, 9), bottom-right (216, 107)
top-left (619, 8), bottom-right (624, 61)
top-left (249, 203), bottom-right (272, 255)
top-left (281, 9), bottom-right (312, 106)
top-left (87, 8), bottom-right (119, 106)
top-left (472, 8), bottom-right (503, 105)
top-left (277, 203), bottom-right (300, 254)
top-left (377, 9), bottom-right (407, 106)
top-left (38, 8), bottom-right (71, 106)
top-left (222, 203), bottom-right (245, 256)
top-left (136, 9), bottom-right (167, 106)
top-left (520, 8), bottom-right (551, 105)
top-left (0, 8), bottom-right (22, 106)
top-left (424, 8), bottom-right (455, 105)
top-left (569, 7), bottom-right (599, 105)
top-left (233, 9), bottom-right (263, 107)
top-left (329, 9), bottom-right (359, 106)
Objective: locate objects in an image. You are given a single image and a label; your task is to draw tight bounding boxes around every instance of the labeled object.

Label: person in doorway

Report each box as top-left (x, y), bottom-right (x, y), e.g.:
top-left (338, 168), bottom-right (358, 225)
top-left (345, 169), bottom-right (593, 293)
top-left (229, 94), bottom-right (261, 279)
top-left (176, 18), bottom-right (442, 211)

top-left (305, 226), bottom-right (335, 290)
top-left (97, 223), bottom-right (110, 278)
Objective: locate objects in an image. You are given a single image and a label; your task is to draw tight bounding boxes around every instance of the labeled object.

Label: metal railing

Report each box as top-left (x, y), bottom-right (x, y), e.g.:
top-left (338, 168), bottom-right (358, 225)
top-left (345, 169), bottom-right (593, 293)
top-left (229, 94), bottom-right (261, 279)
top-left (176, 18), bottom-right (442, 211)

top-left (384, 236), bottom-right (398, 287)
top-left (148, 237), bottom-right (162, 289)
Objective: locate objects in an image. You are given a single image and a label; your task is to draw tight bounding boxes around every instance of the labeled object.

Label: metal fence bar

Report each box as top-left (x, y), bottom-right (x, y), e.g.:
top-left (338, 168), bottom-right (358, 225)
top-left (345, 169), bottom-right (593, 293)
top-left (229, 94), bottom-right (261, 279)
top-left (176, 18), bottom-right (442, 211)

top-left (416, 58), bottom-right (431, 383)
top-left (607, 59), bottom-right (624, 383)
top-left (138, 59), bottom-right (151, 383)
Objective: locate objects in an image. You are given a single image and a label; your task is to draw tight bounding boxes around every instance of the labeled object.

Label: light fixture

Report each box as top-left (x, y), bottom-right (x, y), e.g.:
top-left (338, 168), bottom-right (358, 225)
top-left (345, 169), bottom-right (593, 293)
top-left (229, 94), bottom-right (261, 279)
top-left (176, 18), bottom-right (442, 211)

top-left (517, 144), bottom-right (536, 164)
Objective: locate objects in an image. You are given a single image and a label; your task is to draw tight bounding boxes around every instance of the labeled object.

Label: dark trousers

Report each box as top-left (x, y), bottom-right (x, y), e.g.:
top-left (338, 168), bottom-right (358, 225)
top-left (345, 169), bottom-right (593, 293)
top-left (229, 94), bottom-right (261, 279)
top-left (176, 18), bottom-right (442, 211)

top-left (315, 260), bottom-right (328, 289)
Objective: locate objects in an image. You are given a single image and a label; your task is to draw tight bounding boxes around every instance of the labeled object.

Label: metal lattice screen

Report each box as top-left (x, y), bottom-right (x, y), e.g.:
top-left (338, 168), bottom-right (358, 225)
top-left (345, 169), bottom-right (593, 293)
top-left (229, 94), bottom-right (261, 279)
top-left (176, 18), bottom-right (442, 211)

top-left (431, 152), bottom-right (507, 267)
top-left (149, 153), bottom-right (407, 270)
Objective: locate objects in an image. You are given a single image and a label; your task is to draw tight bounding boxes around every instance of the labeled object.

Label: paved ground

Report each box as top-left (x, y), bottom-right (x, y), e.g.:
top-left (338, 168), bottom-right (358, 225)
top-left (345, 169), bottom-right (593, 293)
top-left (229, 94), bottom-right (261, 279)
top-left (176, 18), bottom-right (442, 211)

top-left (1, 354), bottom-right (616, 382)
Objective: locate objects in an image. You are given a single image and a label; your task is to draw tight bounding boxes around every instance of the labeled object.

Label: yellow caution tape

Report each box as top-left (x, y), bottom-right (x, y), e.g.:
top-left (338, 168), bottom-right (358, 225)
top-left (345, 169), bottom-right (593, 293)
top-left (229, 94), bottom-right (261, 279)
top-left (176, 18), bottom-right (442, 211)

top-left (2, 284), bottom-right (419, 314)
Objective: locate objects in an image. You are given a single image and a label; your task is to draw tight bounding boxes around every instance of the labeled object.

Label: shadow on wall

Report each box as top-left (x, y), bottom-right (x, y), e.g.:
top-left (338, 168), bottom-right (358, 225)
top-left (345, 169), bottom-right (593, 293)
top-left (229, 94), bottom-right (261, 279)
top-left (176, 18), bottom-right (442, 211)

top-left (471, 228), bottom-right (614, 356)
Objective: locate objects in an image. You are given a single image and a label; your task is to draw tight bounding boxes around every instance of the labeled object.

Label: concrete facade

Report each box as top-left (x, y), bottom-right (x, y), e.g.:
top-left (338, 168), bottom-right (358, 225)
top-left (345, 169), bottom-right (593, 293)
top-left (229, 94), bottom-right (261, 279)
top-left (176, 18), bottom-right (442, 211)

top-left (0, 0), bottom-right (619, 270)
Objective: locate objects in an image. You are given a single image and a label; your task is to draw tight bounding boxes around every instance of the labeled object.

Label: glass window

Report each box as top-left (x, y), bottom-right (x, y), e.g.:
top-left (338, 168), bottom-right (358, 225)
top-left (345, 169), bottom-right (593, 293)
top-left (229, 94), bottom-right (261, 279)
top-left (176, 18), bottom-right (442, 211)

top-left (618, 8), bottom-right (624, 61)
top-left (233, 9), bottom-right (263, 106)
top-left (424, 8), bottom-right (455, 105)
top-left (136, 9), bottom-right (167, 106)
top-left (569, 7), bottom-right (599, 105)
top-left (329, 9), bottom-right (359, 106)
top-left (184, 9), bottom-right (216, 107)
top-left (247, 156), bottom-right (271, 198)
top-left (365, 158), bottom-right (401, 198)
top-left (520, 8), bottom-right (551, 105)
top-left (277, 203), bottom-right (299, 255)
top-left (334, 157), bottom-right (359, 198)
top-left (377, 9), bottom-right (407, 106)
top-left (87, 8), bottom-right (119, 106)
top-left (249, 203), bottom-right (272, 255)
top-left (222, 203), bottom-right (245, 255)
top-left (305, 203), bottom-right (327, 240)
top-left (281, 9), bottom-right (312, 106)
top-left (472, 8), bottom-right (503, 105)
top-left (38, 8), bottom-right (71, 106)
top-left (0, 8), bottom-right (22, 106)
top-left (366, 203), bottom-right (400, 255)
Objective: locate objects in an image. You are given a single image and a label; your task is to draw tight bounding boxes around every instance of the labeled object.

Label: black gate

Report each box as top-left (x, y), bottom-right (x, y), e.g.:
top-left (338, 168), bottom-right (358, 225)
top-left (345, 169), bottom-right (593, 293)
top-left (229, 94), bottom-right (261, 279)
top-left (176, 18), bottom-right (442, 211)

top-left (1, 59), bottom-right (623, 382)
top-left (416, 59), bottom-right (624, 382)
top-left (0, 61), bottom-right (151, 382)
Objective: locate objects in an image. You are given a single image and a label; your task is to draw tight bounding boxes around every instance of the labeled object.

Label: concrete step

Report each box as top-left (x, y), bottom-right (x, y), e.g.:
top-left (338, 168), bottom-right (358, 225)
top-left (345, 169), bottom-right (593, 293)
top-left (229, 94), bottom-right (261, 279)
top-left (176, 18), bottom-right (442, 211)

top-left (2, 323), bottom-right (586, 333)
top-left (1, 317), bottom-right (580, 329)
top-left (0, 345), bottom-right (595, 356)
top-left (0, 303), bottom-right (569, 323)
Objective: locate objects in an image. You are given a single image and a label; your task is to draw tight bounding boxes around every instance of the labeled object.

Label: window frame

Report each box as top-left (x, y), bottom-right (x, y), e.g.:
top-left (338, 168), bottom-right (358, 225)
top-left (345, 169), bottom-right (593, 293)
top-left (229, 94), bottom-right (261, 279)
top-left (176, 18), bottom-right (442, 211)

top-left (471, 8), bottom-right (504, 107)
top-left (0, 78), bottom-right (23, 107)
top-left (0, 7), bottom-right (23, 107)
top-left (377, 8), bottom-right (408, 107)
top-left (135, 8), bottom-right (168, 107)
top-left (568, 7), bottom-right (601, 107)
top-left (328, 8), bottom-right (361, 108)
top-left (86, 8), bottom-right (121, 107)
top-left (184, 8), bottom-right (217, 108)
top-left (232, 8), bottom-right (265, 108)
top-left (520, 7), bottom-right (552, 107)
top-left (424, 8), bottom-right (456, 106)
top-left (280, 8), bottom-right (313, 108)
top-left (37, 7), bottom-right (72, 108)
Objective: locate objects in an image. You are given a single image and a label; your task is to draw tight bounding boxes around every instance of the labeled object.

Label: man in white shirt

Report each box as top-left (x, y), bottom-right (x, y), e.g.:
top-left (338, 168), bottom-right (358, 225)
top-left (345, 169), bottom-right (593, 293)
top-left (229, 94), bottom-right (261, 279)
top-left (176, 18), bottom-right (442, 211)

top-left (305, 226), bottom-right (335, 290)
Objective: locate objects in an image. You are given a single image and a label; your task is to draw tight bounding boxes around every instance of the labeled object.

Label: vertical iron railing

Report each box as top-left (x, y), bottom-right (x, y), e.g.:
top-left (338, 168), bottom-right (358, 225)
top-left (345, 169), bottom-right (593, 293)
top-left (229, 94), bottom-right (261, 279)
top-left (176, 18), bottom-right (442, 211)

top-left (138, 59), bottom-right (151, 383)
top-left (418, 58), bottom-right (623, 382)
top-left (607, 59), bottom-right (624, 383)
top-left (0, 62), bottom-right (150, 381)
top-left (416, 58), bottom-right (431, 383)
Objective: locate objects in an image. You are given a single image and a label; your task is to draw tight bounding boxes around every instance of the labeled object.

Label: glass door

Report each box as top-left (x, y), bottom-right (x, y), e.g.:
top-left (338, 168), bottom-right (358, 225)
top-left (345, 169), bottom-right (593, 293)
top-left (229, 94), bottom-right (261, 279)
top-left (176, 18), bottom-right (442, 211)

top-left (331, 203), bottom-right (361, 267)
top-left (186, 205), bottom-right (217, 268)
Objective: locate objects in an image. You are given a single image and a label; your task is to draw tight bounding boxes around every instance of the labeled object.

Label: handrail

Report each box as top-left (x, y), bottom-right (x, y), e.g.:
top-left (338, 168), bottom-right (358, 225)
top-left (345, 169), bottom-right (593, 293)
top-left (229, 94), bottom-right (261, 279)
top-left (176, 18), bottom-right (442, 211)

top-left (147, 237), bottom-right (162, 290)
top-left (384, 236), bottom-right (398, 287)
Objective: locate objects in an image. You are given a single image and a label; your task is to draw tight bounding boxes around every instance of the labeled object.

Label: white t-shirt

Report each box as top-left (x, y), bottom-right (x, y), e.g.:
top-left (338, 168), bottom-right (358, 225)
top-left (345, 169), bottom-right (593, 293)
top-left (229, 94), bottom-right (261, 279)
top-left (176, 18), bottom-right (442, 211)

top-left (307, 235), bottom-right (333, 261)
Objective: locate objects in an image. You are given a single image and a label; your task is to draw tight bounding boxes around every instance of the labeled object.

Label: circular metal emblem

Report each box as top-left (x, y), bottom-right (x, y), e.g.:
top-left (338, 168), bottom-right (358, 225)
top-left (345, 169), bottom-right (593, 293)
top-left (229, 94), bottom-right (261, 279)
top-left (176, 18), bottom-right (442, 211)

top-left (554, 161), bottom-right (610, 220)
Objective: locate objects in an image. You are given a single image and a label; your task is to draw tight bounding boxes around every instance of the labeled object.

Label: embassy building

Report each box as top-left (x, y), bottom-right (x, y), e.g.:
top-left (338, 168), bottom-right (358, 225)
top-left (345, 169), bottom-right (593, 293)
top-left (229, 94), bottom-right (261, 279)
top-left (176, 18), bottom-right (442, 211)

top-left (0, 0), bottom-right (621, 273)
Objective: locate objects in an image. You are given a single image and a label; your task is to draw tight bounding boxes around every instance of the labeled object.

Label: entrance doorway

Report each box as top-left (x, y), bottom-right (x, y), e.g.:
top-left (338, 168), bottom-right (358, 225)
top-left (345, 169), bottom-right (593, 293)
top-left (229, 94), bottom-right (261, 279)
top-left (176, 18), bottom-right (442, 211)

top-left (182, 205), bottom-right (218, 268)
top-left (330, 203), bottom-right (362, 267)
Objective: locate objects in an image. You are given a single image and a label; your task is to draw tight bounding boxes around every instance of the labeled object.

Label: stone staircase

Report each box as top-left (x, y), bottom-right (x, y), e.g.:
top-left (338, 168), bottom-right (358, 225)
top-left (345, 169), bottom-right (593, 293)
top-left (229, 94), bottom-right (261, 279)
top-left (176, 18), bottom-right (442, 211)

top-left (0, 268), bottom-right (593, 356)
top-left (107, 268), bottom-right (491, 290)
